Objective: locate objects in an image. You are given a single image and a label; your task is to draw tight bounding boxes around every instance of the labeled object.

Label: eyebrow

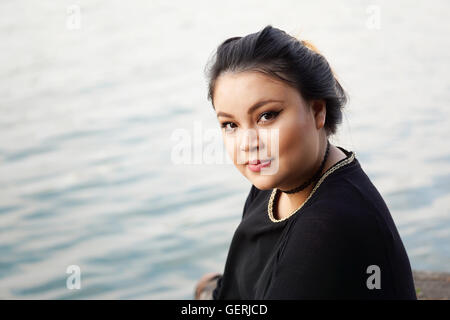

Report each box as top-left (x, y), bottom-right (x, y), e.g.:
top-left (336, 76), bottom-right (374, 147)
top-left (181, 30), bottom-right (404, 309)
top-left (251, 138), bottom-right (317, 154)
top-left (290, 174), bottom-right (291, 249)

top-left (216, 99), bottom-right (284, 119)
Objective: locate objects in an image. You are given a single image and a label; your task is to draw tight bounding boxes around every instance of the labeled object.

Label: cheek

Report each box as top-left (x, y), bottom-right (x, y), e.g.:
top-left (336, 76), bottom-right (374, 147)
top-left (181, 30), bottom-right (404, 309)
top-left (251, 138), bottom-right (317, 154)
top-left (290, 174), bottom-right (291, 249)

top-left (277, 117), bottom-right (311, 162)
top-left (223, 136), bottom-right (240, 164)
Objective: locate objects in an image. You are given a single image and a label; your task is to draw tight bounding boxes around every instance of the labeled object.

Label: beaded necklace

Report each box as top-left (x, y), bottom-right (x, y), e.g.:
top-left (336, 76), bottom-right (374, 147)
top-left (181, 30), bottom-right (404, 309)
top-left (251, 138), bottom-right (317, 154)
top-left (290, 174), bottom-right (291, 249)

top-left (268, 147), bottom-right (356, 223)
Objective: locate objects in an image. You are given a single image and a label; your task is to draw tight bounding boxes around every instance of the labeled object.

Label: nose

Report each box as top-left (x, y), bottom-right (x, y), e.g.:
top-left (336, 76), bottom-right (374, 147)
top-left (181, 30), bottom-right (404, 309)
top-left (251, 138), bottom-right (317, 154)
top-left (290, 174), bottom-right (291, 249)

top-left (239, 128), bottom-right (259, 152)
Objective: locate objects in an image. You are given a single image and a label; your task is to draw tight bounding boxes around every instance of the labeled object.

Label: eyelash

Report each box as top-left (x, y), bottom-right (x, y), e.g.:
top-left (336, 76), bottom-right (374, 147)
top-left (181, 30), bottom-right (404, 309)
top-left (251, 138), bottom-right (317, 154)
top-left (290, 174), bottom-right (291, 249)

top-left (220, 110), bottom-right (281, 132)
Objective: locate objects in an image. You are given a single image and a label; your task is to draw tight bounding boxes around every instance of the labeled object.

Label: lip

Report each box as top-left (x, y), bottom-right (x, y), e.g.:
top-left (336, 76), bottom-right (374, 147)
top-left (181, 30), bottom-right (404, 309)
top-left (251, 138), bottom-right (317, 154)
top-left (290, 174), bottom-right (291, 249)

top-left (246, 159), bottom-right (272, 172)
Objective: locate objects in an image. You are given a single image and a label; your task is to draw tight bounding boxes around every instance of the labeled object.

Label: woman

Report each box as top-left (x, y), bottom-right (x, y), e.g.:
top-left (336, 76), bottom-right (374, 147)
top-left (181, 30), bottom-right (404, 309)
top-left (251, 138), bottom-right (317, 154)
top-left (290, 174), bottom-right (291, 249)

top-left (194, 25), bottom-right (417, 300)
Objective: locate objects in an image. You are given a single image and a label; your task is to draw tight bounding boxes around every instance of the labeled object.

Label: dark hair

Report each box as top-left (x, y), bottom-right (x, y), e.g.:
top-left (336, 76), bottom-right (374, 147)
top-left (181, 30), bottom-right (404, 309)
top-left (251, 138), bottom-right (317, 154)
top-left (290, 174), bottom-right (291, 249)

top-left (204, 25), bottom-right (348, 136)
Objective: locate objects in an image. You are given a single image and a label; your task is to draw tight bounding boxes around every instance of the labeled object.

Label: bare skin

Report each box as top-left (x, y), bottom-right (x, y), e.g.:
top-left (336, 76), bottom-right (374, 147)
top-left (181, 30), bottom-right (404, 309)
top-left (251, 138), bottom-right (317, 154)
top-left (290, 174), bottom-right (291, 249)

top-left (194, 272), bottom-right (222, 300)
top-left (213, 70), bottom-right (347, 220)
top-left (195, 70), bottom-right (347, 297)
top-left (275, 143), bottom-right (346, 220)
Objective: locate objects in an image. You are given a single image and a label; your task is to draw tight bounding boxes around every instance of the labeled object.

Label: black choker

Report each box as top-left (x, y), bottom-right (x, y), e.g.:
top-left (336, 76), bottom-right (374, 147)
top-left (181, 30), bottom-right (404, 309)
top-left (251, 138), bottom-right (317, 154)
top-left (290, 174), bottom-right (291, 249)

top-left (280, 139), bottom-right (330, 194)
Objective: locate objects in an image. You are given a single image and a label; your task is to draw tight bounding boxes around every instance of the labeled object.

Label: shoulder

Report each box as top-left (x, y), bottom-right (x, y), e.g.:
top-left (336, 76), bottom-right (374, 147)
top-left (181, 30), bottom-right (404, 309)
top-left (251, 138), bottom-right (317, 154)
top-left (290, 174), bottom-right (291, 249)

top-left (281, 172), bottom-right (395, 262)
top-left (304, 162), bottom-right (393, 232)
top-left (243, 184), bottom-right (259, 208)
top-left (277, 176), bottom-right (395, 274)
top-left (248, 184), bottom-right (260, 200)
top-left (290, 196), bottom-right (381, 247)
top-left (319, 161), bottom-right (391, 217)
top-left (269, 190), bottom-right (395, 299)
top-left (241, 184), bottom-right (268, 219)
top-left (296, 178), bottom-right (387, 246)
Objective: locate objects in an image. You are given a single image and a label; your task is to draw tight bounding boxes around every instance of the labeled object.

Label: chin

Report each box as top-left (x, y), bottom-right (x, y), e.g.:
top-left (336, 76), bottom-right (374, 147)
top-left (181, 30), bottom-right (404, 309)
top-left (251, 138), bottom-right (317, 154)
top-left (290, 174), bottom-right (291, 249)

top-left (247, 175), bottom-right (277, 191)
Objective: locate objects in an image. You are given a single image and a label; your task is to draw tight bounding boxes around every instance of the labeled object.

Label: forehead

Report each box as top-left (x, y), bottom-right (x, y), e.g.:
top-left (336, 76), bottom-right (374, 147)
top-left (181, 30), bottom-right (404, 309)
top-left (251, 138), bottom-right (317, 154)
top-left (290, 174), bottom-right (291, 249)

top-left (213, 71), bottom-right (294, 111)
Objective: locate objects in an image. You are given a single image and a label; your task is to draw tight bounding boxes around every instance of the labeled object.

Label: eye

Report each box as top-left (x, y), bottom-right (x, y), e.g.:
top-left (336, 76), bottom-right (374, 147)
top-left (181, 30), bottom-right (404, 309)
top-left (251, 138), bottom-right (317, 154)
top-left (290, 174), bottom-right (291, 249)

top-left (258, 111), bottom-right (280, 123)
top-left (220, 122), bottom-right (237, 133)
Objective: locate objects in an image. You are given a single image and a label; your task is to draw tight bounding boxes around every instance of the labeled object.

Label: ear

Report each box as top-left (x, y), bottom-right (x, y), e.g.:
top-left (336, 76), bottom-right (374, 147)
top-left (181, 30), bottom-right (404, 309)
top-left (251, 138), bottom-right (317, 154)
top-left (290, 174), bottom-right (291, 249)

top-left (311, 100), bottom-right (326, 130)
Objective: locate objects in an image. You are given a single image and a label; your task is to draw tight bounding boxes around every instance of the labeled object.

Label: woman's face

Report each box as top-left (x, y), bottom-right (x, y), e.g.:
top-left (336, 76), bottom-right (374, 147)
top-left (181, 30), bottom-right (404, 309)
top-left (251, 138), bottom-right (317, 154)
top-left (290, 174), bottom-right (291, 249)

top-left (213, 70), bottom-right (327, 191)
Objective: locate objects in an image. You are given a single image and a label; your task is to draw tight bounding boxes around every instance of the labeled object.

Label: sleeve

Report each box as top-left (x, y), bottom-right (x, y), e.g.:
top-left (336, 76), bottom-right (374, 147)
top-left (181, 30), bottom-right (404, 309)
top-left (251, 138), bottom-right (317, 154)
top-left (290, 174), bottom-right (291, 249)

top-left (263, 206), bottom-right (395, 299)
top-left (241, 184), bottom-right (259, 220)
top-left (213, 185), bottom-right (259, 300)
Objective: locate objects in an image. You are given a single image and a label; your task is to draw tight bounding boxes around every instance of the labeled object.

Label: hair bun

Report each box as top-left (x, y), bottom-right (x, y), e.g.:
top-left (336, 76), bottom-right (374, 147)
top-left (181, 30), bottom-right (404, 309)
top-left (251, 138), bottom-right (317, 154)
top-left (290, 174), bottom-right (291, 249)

top-left (301, 39), bottom-right (321, 54)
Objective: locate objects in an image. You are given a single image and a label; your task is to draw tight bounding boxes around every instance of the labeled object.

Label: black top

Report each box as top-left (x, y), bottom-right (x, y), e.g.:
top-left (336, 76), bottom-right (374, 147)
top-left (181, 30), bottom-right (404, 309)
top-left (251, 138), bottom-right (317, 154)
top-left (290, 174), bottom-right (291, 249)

top-left (212, 146), bottom-right (417, 299)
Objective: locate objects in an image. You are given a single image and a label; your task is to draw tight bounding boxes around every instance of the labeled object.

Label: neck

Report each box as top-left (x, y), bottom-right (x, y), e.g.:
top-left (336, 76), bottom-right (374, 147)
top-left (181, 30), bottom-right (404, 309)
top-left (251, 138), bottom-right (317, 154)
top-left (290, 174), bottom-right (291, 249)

top-left (276, 140), bottom-right (346, 216)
